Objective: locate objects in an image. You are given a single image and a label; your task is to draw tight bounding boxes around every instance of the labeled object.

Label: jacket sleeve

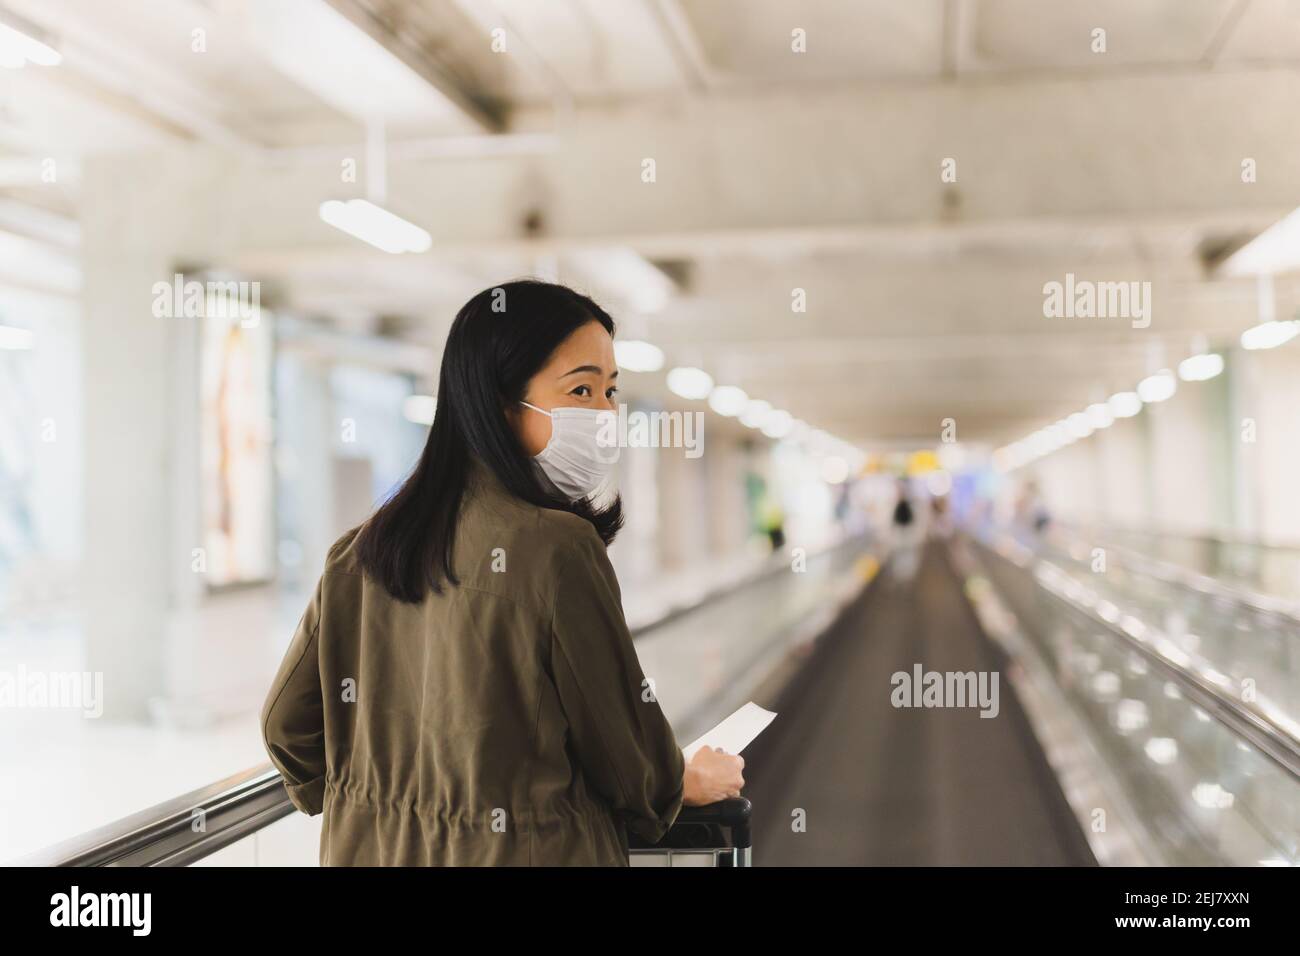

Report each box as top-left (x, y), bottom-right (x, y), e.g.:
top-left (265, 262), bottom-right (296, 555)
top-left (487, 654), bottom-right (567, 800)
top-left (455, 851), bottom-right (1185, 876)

top-left (550, 527), bottom-right (686, 843)
top-left (261, 576), bottom-right (327, 816)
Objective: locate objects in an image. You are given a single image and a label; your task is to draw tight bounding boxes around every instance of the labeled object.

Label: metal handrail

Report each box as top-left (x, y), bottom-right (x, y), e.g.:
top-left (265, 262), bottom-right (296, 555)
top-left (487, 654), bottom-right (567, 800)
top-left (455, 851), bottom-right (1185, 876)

top-left (19, 764), bottom-right (751, 867)
top-left (14, 765), bottom-right (294, 867)
top-left (1050, 523), bottom-right (1300, 622)
top-left (1046, 534), bottom-right (1300, 624)
top-left (1063, 521), bottom-right (1300, 553)
top-left (629, 531), bottom-right (866, 638)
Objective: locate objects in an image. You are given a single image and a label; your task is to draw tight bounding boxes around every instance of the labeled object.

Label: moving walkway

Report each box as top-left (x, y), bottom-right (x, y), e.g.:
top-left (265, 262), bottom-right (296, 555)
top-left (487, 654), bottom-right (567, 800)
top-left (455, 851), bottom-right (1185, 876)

top-left (742, 540), bottom-right (1097, 865)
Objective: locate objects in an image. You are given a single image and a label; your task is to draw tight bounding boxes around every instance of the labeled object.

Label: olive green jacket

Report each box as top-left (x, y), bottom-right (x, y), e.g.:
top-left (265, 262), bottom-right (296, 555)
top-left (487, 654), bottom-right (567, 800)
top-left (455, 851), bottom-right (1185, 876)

top-left (260, 459), bottom-right (685, 865)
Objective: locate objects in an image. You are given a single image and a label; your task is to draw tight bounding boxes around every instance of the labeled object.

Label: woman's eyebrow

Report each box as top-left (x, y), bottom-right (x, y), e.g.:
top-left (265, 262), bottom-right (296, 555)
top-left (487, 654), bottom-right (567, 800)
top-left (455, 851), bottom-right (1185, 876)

top-left (561, 364), bottom-right (615, 378)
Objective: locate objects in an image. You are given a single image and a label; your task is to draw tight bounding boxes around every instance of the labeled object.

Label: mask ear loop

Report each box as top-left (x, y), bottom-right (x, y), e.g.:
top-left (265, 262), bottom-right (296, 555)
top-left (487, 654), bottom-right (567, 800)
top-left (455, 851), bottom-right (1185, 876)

top-left (519, 400), bottom-right (552, 418)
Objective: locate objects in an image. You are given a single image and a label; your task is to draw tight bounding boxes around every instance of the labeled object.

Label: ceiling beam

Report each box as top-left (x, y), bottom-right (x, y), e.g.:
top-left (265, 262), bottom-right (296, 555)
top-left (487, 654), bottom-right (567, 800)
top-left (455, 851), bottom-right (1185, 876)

top-left (209, 67), bottom-right (1300, 259)
top-left (325, 0), bottom-right (508, 132)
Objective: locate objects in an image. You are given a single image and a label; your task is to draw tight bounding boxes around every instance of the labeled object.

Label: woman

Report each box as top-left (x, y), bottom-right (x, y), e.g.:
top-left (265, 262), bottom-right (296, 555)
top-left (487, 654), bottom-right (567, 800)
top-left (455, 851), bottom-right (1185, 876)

top-left (261, 279), bottom-right (745, 865)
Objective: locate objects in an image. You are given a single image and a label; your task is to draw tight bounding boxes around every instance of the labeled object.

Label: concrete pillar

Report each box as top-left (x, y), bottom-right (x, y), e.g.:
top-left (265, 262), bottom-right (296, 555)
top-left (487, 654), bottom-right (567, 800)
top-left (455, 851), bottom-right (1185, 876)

top-left (657, 431), bottom-right (710, 571)
top-left (274, 350), bottom-right (336, 589)
top-left (80, 147), bottom-right (241, 721)
top-left (704, 436), bottom-right (749, 557)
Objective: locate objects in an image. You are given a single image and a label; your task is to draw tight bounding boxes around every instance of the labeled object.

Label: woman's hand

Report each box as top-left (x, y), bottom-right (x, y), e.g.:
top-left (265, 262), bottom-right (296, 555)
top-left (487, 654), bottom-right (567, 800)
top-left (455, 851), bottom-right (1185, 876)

top-left (682, 746), bottom-right (745, 806)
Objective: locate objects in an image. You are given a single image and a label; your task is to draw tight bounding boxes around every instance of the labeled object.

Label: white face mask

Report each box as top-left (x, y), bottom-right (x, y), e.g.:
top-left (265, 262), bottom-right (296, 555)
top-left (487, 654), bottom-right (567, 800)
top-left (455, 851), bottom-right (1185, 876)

top-left (520, 401), bottom-right (619, 501)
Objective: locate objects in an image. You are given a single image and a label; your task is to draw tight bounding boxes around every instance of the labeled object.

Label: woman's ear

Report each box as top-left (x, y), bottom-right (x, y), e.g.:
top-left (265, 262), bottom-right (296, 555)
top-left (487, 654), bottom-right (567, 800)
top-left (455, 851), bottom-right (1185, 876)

top-left (503, 398), bottom-right (521, 429)
top-left (504, 399), bottom-right (528, 446)
top-left (510, 396), bottom-right (553, 457)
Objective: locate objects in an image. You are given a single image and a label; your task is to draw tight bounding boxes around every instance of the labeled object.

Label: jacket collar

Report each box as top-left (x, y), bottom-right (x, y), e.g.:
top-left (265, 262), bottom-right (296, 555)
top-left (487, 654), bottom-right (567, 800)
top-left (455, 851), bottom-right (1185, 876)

top-left (466, 454), bottom-right (564, 505)
top-left (466, 455), bottom-right (505, 497)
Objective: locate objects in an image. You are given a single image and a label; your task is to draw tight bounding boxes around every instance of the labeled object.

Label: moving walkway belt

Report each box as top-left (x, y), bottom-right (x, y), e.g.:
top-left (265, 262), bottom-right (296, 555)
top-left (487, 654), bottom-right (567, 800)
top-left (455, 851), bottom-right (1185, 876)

top-left (741, 539), bottom-right (1097, 865)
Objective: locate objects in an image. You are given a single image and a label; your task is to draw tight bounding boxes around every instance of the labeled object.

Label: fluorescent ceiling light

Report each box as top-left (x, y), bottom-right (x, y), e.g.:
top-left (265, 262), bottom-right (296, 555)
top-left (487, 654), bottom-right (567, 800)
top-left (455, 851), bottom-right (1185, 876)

top-left (1086, 403), bottom-right (1114, 430)
top-left (738, 399), bottom-right (771, 429)
top-left (614, 339), bottom-right (664, 373)
top-left (707, 385), bottom-right (748, 417)
top-left (1137, 370), bottom-right (1177, 403)
top-left (0, 324), bottom-right (35, 349)
top-left (1108, 391), bottom-right (1142, 418)
top-left (805, 428), bottom-right (832, 452)
top-left (403, 394), bottom-right (436, 426)
top-left (665, 366), bottom-right (713, 400)
top-left (761, 409), bottom-right (794, 438)
top-left (821, 456), bottom-right (850, 484)
top-left (1240, 320), bottom-right (1300, 351)
top-left (1218, 206), bottom-right (1300, 277)
top-left (0, 18), bottom-right (61, 69)
top-left (1177, 352), bottom-right (1225, 381)
top-left (319, 199), bottom-right (431, 254)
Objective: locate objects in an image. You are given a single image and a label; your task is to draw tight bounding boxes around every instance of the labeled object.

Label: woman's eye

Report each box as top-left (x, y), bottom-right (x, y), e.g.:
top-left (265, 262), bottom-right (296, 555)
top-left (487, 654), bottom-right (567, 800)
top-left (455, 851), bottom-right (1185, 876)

top-left (571, 385), bottom-right (591, 397)
top-left (605, 387), bottom-right (618, 399)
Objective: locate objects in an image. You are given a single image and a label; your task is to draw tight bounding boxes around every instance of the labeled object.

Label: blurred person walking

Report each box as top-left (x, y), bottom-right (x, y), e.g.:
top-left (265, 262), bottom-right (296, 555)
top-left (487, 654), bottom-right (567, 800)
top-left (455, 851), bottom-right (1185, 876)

top-left (1015, 479), bottom-right (1052, 547)
top-left (889, 477), bottom-right (924, 583)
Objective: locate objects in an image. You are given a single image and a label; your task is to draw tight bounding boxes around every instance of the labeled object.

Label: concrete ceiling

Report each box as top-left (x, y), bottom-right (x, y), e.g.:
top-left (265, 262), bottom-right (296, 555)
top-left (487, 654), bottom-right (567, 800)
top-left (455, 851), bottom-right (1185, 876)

top-left (4, 0), bottom-right (1300, 450)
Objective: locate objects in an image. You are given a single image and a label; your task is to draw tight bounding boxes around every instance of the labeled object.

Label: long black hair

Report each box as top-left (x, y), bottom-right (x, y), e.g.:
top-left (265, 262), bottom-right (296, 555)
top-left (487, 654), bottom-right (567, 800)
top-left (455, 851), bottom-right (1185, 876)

top-left (356, 279), bottom-right (624, 603)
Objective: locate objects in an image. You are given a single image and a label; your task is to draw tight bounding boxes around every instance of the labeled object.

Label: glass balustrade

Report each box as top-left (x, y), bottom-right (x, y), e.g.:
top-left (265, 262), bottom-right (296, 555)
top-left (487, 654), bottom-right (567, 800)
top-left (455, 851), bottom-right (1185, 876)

top-left (975, 533), bottom-right (1299, 866)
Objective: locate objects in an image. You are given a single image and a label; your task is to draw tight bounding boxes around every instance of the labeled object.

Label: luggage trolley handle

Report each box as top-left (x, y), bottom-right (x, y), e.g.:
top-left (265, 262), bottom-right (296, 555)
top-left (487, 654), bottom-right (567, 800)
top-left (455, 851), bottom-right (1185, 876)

top-left (676, 797), bottom-right (752, 848)
top-left (627, 796), bottom-right (754, 866)
top-left (677, 796), bottom-right (752, 867)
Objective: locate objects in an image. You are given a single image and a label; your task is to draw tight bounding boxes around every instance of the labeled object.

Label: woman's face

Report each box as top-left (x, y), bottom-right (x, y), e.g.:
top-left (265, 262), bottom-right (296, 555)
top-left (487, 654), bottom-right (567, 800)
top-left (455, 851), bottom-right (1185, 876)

top-left (509, 320), bottom-right (619, 457)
